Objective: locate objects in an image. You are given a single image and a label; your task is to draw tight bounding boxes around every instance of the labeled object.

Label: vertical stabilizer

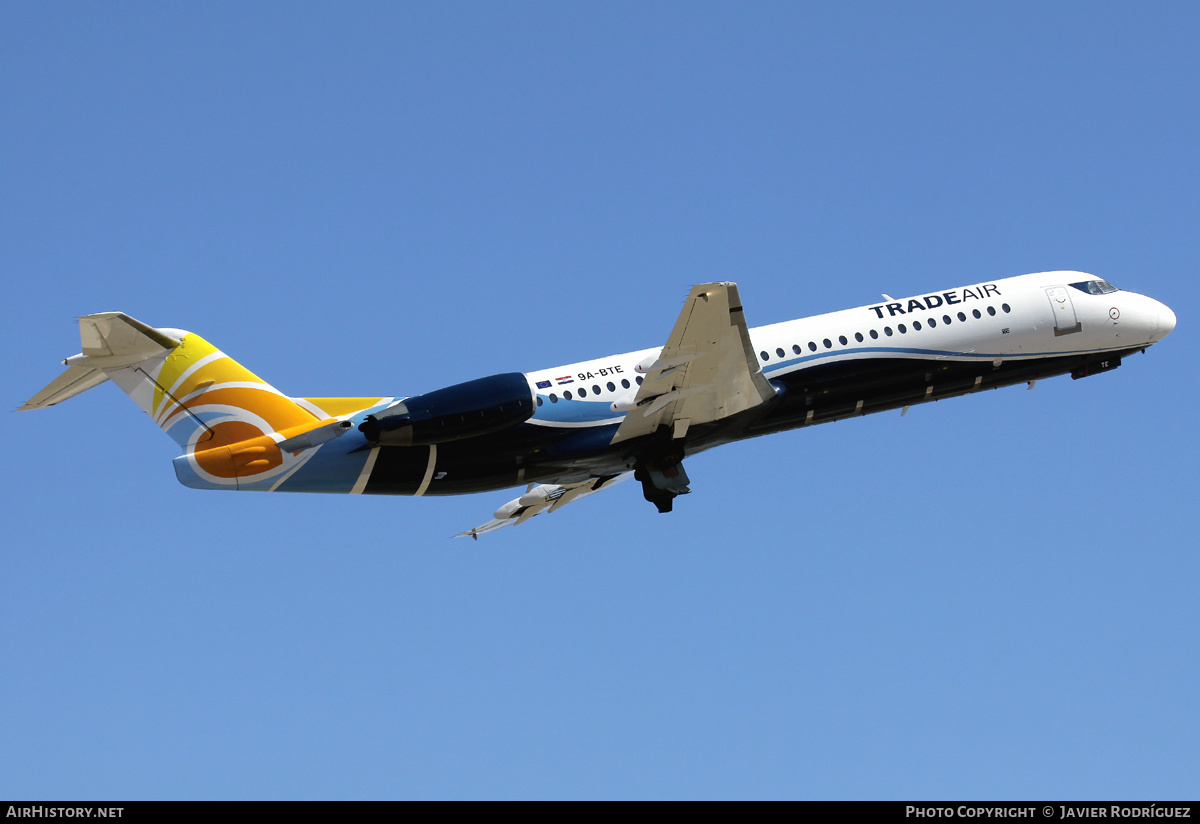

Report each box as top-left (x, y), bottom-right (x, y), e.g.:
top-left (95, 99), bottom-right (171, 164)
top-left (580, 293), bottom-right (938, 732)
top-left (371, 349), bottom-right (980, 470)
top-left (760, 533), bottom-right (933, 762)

top-left (23, 313), bottom-right (328, 491)
top-left (110, 329), bottom-right (318, 448)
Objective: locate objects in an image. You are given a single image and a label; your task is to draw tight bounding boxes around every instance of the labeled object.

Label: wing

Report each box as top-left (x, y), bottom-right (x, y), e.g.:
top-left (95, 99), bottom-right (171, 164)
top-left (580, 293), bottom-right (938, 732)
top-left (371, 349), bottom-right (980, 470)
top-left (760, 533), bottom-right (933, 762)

top-left (612, 282), bottom-right (776, 443)
top-left (456, 473), bottom-right (631, 539)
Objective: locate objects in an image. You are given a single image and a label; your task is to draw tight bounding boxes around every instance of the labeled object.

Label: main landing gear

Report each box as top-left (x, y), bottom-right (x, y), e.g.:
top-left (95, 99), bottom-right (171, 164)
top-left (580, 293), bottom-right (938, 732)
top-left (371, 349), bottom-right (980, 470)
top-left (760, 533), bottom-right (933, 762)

top-left (634, 448), bottom-right (691, 513)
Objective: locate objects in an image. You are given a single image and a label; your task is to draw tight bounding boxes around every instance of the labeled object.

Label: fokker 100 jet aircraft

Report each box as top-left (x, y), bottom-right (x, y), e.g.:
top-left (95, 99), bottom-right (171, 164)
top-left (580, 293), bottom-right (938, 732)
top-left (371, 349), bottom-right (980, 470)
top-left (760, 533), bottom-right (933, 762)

top-left (22, 271), bottom-right (1175, 537)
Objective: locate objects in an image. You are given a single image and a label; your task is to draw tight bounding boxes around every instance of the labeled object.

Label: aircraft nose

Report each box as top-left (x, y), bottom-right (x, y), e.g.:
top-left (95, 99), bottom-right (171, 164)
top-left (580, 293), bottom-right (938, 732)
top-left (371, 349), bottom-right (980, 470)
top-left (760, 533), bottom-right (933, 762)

top-left (1158, 304), bottom-right (1177, 337)
top-left (1122, 293), bottom-right (1175, 345)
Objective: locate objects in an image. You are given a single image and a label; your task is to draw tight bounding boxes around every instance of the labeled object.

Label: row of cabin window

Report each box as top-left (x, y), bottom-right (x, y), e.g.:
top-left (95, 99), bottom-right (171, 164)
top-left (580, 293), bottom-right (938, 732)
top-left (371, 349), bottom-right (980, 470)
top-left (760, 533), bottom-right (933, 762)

top-left (759, 304), bottom-right (1012, 362)
top-left (537, 375), bottom-right (646, 405)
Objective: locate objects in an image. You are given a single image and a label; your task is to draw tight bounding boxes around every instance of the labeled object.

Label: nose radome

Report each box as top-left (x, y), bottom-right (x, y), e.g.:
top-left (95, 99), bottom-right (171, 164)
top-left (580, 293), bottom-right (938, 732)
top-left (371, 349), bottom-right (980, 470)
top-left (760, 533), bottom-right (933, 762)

top-left (1145, 300), bottom-right (1177, 344)
top-left (1158, 305), bottom-right (1177, 336)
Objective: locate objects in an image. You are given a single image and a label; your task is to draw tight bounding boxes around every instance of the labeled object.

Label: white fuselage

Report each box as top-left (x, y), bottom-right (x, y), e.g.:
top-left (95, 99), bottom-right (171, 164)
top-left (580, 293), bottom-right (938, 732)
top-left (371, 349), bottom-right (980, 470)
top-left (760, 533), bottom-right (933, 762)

top-left (523, 271), bottom-right (1175, 431)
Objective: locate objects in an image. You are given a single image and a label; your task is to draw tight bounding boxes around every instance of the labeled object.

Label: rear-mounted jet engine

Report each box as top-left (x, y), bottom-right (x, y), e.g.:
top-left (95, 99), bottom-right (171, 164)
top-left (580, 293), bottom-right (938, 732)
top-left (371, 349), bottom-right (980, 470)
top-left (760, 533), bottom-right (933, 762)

top-left (358, 372), bottom-right (535, 447)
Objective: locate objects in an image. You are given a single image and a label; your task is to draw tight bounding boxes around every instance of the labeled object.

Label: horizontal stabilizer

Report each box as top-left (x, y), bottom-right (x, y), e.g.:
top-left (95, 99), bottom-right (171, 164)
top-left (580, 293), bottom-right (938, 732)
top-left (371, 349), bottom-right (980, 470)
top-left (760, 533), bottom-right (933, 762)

top-left (71, 312), bottom-right (181, 367)
top-left (20, 312), bottom-right (181, 411)
top-left (19, 365), bottom-right (110, 411)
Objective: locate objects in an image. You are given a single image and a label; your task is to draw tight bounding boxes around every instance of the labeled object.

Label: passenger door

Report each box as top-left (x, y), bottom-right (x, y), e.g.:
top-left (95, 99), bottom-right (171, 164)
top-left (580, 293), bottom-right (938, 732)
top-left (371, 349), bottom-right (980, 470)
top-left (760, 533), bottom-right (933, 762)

top-left (1046, 286), bottom-right (1082, 336)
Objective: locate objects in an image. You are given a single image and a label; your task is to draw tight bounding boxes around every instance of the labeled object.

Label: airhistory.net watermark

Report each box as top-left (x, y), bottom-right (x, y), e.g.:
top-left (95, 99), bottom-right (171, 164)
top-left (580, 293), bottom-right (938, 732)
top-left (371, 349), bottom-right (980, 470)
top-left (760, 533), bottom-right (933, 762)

top-left (6, 808), bottom-right (123, 818)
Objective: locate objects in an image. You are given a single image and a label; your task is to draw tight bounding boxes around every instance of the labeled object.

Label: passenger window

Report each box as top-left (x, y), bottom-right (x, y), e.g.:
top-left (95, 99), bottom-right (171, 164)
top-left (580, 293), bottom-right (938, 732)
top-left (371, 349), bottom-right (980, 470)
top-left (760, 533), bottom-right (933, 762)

top-left (957, 312), bottom-right (966, 322)
top-left (823, 339), bottom-right (832, 349)
top-left (898, 324), bottom-right (907, 334)
top-left (838, 335), bottom-right (847, 345)
top-left (776, 348), bottom-right (785, 358)
top-left (592, 385), bottom-right (600, 394)
top-left (536, 396), bottom-right (543, 406)
top-left (607, 381), bottom-right (615, 392)
top-left (928, 318), bottom-right (936, 327)
top-left (621, 379), bottom-right (630, 389)
top-left (869, 329), bottom-right (879, 339)
top-left (760, 351), bottom-right (769, 361)
top-left (564, 390), bottom-right (573, 400)
top-left (884, 326), bottom-right (893, 336)
top-left (1002, 304), bottom-right (1011, 313)
top-left (972, 309), bottom-right (981, 319)
top-left (578, 387), bottom-right (587, 397)
top-left (550, 393), bottom-right (558, 403)
top-left (913, 320), bottom-right (922, 331)
top-left (855, 332), bottom-right (864, 342)
top-left (792, 344), bottom-right (802, 355)
top-left (636, 376), bottom-right (643, 385)
top-left (987, 306), bottom-right (996, 316)
top-left (808, 341), bottom-right (817, 352)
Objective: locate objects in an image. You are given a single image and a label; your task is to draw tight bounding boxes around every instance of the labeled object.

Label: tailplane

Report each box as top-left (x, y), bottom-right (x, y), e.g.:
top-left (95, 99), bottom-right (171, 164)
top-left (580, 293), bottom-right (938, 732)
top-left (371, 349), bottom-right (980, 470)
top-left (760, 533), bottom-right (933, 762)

top-left (22, 313), bottom-right (326, 488)
top-left (19, 313), bottom-right (177, 410)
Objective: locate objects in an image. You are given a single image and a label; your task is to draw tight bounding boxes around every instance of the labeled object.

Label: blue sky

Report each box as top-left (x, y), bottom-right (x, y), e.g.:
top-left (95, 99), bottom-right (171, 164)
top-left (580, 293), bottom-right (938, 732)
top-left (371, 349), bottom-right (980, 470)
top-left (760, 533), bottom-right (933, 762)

top-left (2, 2), bottom-right (1197, 799)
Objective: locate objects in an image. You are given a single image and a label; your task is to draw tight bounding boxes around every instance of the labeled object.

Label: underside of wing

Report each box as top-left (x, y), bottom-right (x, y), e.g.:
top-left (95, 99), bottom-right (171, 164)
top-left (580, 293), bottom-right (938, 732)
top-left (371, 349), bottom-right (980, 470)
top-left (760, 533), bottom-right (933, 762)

top-left (612, 282), bottom-right (776, 444)
top-left (456, 473), bottom-right (630, 539)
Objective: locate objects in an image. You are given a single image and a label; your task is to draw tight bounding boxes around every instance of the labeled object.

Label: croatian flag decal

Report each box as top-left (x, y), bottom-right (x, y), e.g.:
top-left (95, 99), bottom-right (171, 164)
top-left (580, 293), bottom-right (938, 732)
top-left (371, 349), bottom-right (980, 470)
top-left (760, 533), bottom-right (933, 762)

top-left (555, 376), bottom-right (574, 385)
top-left (535, 380), bottom-right (552, 389)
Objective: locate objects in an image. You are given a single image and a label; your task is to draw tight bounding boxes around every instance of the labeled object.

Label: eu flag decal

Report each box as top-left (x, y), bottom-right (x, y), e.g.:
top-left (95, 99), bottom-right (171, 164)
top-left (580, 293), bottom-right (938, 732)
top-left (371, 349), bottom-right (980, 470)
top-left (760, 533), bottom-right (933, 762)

top-left (535, 380), bottom-right (552, 389)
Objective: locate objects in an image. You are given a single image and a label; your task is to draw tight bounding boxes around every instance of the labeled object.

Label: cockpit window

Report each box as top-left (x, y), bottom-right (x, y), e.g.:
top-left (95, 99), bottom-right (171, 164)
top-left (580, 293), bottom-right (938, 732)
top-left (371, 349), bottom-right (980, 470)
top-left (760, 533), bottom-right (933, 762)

top-left (1070, 280), bottom-right (1119, 295)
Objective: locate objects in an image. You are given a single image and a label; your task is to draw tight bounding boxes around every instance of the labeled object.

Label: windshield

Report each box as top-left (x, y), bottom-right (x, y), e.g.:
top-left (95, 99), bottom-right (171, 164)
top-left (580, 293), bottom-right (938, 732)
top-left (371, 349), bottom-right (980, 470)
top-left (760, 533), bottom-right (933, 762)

top-left (1069, 280), bottom-right (1119, 295)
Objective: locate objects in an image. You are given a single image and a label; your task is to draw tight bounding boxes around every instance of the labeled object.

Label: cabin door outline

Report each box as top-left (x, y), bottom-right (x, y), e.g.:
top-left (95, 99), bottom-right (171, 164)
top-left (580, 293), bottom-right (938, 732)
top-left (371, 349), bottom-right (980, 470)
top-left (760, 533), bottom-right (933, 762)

top-left (1046, 286), bottom-right (1082, 336)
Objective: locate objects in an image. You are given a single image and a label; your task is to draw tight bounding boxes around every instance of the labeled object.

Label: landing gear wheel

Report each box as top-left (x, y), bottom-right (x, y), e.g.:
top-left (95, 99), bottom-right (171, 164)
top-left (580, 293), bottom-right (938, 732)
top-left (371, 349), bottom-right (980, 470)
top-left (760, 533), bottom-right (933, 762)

top-left (634, 450), bottom-right (691, 514)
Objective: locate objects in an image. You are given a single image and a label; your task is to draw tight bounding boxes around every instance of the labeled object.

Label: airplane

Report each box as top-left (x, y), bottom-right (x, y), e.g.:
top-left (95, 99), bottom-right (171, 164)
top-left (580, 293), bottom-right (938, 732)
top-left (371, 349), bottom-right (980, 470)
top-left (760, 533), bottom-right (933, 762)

top-left (21, 271), bottom-right (1175, 537)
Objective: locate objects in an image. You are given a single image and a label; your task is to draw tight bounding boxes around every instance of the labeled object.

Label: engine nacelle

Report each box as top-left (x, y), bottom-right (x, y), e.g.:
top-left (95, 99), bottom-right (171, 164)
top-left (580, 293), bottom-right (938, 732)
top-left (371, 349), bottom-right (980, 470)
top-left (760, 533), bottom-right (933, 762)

top-left (359, 372), bottom-right (535, 446)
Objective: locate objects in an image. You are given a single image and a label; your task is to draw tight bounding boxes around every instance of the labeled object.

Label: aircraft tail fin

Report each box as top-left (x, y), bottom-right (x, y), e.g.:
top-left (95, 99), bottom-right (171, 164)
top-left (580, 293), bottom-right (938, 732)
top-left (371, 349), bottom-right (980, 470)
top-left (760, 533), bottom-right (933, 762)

top-left (21, 313), bottom-right (320, 453)
top-left (19, 312), bottom-right (179, 411)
